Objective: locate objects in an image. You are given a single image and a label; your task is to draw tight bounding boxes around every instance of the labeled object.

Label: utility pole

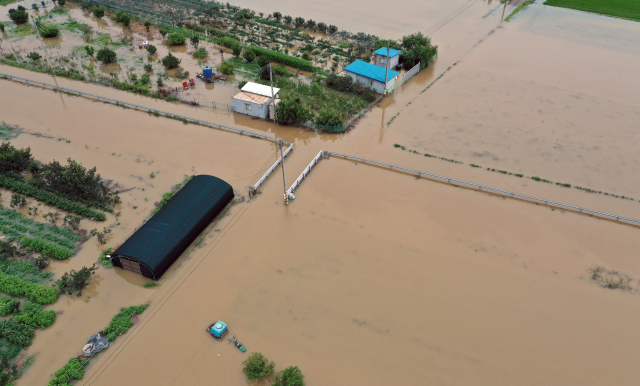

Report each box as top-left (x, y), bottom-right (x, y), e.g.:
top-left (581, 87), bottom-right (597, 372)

top-left (269, 64), bottom-right (288, 204)
top-left (384, 43), bottom-right (390, 95)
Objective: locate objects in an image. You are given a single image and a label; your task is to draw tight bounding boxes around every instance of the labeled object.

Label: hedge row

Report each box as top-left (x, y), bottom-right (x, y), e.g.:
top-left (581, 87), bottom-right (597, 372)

top-left (0, 175), bottom-right (106, 220)
top-left (48, 357), bottom-right (87, 386)
top-left (103, 304), bottom-right (148, 341)
top-left (20, 237), bottom-right (71, 260)
top-left (0, 272), bottom-right (59, 304)
top-left (14, 301), bottom-right (56, 329)
top-left (250, 46), bottom-right (316, 72)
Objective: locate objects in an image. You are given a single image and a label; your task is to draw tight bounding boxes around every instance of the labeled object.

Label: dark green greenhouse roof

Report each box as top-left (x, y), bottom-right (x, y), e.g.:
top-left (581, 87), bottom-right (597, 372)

top-left (113, 175), bottom-right (233, 279)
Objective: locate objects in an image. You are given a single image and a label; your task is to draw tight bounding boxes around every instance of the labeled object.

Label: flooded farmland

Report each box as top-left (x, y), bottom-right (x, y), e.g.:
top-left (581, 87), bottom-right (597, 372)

top-left (1, 0), bottom-right (640, 385)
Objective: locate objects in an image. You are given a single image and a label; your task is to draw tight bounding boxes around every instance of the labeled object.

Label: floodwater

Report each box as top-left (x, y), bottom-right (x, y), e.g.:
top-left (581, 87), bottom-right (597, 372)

top-left (1, 0), bottom-right (640, 385)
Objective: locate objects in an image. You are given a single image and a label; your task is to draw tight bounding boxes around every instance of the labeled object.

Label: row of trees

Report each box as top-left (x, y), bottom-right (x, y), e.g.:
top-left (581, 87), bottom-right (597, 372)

top-left (0, 142), bottom-right (119, 210)
top-left (270, 11), bottom-right (338, 34)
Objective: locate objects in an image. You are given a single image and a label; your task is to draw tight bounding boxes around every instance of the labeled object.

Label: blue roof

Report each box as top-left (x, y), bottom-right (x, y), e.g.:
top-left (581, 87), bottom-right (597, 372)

top-left (344, 60), bottom-right (399, 83)
top-left (373, 47), bottom-right (402, 58)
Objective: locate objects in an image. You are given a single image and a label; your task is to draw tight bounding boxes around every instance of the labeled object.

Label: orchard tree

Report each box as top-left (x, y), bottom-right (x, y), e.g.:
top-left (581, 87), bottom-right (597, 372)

top-left (145, 44), bottom-right (157, 55)
top-left (96, 48), bottom-right (117, 64)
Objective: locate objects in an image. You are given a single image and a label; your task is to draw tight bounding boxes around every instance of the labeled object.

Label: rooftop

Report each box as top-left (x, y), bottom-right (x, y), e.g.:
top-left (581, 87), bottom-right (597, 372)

top-left (344, 60), bottom-right (400, 83)
top-left (241, 82), bottom-right (280, 98)
top-left (373, 47), bottom-right (402, 58)
top-left (232, 91), bottom-right (272, 105)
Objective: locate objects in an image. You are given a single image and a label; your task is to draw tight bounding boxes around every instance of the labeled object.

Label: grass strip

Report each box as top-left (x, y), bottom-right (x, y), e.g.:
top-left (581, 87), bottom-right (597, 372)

top-left (505, 0), bottom-right (534, 21)
top-left (544, 0), bottom-right (640, 21)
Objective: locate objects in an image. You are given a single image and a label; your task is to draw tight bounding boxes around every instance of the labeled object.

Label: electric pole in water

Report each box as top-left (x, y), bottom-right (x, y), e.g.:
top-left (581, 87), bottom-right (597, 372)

top-left (269, 64), bottom-right (288, 204)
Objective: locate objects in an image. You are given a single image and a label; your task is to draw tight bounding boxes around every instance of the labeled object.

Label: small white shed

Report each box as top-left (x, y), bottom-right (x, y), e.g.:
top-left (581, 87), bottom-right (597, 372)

top-left (373, 47), bottom-right (402, 69)
top-left (232, 82), bottom-right (280, 119)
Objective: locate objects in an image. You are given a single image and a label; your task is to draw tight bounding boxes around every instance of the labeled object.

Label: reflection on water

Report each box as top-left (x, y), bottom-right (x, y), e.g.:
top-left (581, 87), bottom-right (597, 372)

top-left (43, 36), bottom-right (63, 48)
top-left (164, 42), bottom-right (188, 53)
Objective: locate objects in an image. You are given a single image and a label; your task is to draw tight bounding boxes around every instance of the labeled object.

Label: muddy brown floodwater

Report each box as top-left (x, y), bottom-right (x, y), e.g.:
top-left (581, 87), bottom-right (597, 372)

top-left (1, 0), bottom-right (640, 385)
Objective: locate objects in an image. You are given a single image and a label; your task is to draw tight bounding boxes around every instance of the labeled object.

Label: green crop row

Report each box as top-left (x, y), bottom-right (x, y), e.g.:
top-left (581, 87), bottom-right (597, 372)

top-left (14, 301), bottom-right (56, 329)
top-left (20, 237), bottom-right (71, 260)
top-left (0, 175), bottom-right (106, 221)
top-left (0, 272), bottom-right (59, 305)
top-left (0, 219), bottom-right (77, 249)
top-left (103, 304), bottom-right (148, 341)
top-left (250, 46), bottom-right (316, 72)
top-left (48, 357), bottom-right (87, 386)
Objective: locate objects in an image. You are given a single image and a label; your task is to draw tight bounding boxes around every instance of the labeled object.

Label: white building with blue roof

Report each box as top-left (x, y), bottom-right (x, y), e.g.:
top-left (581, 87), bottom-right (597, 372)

top-left (344, 60), bottom-right (400, 95)
top-left (373, 47), bottom-right (402, 69)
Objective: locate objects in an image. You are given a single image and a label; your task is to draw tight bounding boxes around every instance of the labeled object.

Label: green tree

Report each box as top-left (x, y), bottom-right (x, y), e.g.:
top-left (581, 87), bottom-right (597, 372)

top-left (283, 15), bottom-right (292, 25)
top-left (304, 19), bottom-right (316, 30)
top-left (9, 193), bottom-right (26, 208)
top-left (57, 0), bottom-right (65, 6)
top-left (294, 17), bottom-right (305, 28)
top-left (96, 47), bottom-right (117, 64)
top-left (144, 20), bottom-right (151, 32)
top-left (274, 366), bottom-right (305, 386)
top-left (243, 48), bottom-right (256, 62)
top-left (277, 97), bottom-right (311, 124)
top-left (317, 22), bottom-right (327, 33)
top-left (242, 352), bottom-right (275, 380)
top-left (232, 43), bottom-right (242, 57)
top-left (57, 264), bottom-right (98, 296)
top-left (156, 77), bottom-right (164, 88)
top-left (159, 27), bottom-right (168, 37)
top-left (32, 3), bottom-right (38, 11)
top-left (8, 9), bottom-right (29, 24)
top-left (92, 7), bottom-right (104, 18)
top-left (315, 107), bottom-right (344, 126)
top-left (166, 31), bottom-right (186, 45)
top-left (190, 34), bottom-right (200, 48)
top-left (161, 53), bottom-right (181, 68)
top-left (400, 32), bottom-right (438, 69)
top-left (145, 44), bottom-right (157, 55)
top-left (37, 22), bottom-right (60, 38)
top-left (84, 45), bottom-right (95, 57)
top-left (273, 11), bottom-right (282, 22)
top-left (192, 47), bottom-right (208, 59)
top-left (328, 24), bottom-right (338, 34)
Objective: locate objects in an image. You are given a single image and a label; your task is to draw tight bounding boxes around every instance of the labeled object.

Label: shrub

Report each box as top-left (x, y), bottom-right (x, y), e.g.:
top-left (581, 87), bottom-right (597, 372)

top-left (58, 0), bottom-right (66, 6)
top-left (276, 97), bottom-right (312, 124)
top-left (283, 15), bottom-right (292, 25)
top-left (218, 61), bottom-right (234, 75)
top-left (192, 47), bottom-right (208, 59)
top-left (400, 32), bottom-right (438, 69)
top-left (250, 46), bottom-right (314, 72)
top-left (9, 193), bottom-right (26, 208)
top-left (143, 63), bottom-right (153, 72)
top-left (273, 11), bottom-right (282, 21)
top-left (8, 9), bottom-right (29, 24)
top-left (328, 25), bottom-right (338, 34)
top-left (232, 43), bottom-right (242, 57)
top-left (0, 296), bottom-right (19, 317)
top-left (114, 10), bottom-right (131, 26)
top-left (243, 48), bottom-right (256, 62)
top-left (238, 80), bottom-right (247, 89)
top-left (166, 32), bottom-right (186, 45)
top-left (315, 107), bottom-right (344, 126)
top-left (57, 264), bottom-right (97, 296)
top-left (14, 301), bottom-right (55, 329)
top-left (274, 366), bottom-right (305, 386)
top-left (28, 284), bottom-right (59, 304)
top-left (84, 45), bottom-right (95, 57)
top-left (96, 48), bottom-right (117, 64)
top-left (103, 304), bottom-right (148, 340)
top-left (145, 44), bottom-right (157, 55)
top-left (318, 22), bottom-right (327, 33)
top-left (161, 53), bottom-right (181, 68)
top-left (92, 7), bottom-right (104, 18)
top-left (242, 352), bottom-right (275, 380)
top-left (37, 22), bottom-right (60, 38)
top-left (0, 319), bottom-right (34, 347)
top-left (218, 36), bottom-right (239, 49)
top-left (144, 20), bottom-right (151, 31)
top-left (27, 52), bottom-right (42, 62)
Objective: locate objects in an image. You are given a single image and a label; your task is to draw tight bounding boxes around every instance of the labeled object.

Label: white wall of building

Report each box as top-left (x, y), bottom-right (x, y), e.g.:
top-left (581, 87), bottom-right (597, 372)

top-left (375, 54), bottom-right (400, 69)
top-left (232, 98), bottom-right (271, 118)
top-left (346, 72), bottom-right (397, 94)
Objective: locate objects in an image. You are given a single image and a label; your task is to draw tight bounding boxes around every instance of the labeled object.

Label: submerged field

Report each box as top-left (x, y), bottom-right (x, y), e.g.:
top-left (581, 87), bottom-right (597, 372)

top-left (544, 0), bottom-right (640, 21)
top-left (0, 0), bottom-right (639, 384)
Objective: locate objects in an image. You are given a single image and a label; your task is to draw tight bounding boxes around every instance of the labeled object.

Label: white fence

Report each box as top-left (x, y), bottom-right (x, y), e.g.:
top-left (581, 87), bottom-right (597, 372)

top-left (402, 62), bottom-right (421, 85)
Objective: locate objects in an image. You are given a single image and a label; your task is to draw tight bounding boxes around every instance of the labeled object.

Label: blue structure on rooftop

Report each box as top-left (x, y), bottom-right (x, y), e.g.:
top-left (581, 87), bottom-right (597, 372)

top-left (373, 47), bottom-right (402, 58)
top-left (344, 60), bottom-right (399, 83)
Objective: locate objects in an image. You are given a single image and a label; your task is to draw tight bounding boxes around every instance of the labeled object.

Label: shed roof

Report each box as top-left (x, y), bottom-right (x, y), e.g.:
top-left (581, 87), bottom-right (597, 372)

top-left (344, 60), bottom-right (399, 83)
top-left (113, 175), bottom-right (234, 279)
top-left (241, 82), bottom-right (280, 97)
top-left (232, 91), bottom-right (272, 105)
top-left (373, 47), bottom-right (402, 58)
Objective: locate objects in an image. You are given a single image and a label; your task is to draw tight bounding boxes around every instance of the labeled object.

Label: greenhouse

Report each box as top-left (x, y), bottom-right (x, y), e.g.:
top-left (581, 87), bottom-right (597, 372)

top-left (112, 175), bottom-right (234, 280)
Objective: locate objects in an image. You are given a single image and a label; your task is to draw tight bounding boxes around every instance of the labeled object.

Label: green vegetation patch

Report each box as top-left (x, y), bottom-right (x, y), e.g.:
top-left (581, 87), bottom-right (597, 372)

top-left (0, 272), bottom-right (59, 304)
top-left (0, 124), bottom-right (20, 141)
top-left (505, 1), bottom-right (534, 21)
top-left (544, 0), bottom-right (640, 21)
top-left (12, 24), bottom-right (35, 37)
top-left (103, 304), bottom-right (148, 341)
